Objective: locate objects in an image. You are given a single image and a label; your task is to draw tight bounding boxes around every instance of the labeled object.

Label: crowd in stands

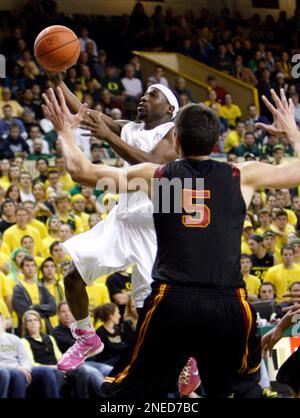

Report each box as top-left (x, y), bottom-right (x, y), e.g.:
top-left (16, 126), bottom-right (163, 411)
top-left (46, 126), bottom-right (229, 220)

top-left (1, 0), bottom-right (300, 398)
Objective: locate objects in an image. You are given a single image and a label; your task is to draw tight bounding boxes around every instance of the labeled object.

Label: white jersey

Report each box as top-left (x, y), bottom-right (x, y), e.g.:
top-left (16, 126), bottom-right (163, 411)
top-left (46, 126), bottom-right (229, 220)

top-left (115, 121), bottom-right (174, 224)
top-left (62, 120), bottom-right (174, 307)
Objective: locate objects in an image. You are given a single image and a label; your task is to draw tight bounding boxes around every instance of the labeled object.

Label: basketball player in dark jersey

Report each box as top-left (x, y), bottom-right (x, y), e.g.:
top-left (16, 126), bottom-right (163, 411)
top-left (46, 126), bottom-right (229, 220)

top-left (43, 86), bottom-right (300, 397)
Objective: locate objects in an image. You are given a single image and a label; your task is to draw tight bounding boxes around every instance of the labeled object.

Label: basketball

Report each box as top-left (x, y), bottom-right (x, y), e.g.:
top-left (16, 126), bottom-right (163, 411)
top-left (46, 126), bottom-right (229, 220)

top-left (34, 25), bottom-right (80, 72)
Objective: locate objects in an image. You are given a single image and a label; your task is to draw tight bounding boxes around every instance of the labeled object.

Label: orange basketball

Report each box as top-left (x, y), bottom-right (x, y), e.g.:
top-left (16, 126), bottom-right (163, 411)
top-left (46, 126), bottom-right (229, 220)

top-left (34, 25), bottom-right (80, 72)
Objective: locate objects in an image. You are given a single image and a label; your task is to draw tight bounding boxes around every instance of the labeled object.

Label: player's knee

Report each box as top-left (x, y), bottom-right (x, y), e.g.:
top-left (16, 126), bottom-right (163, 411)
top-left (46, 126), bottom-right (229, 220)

top-left (64, 263), bottom-right (85, 292)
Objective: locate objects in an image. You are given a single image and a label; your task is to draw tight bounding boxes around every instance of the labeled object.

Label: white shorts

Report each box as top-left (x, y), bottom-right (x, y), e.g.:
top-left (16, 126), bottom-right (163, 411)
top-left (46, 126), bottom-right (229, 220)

top-left (61, 208), bottom-right (157, 308)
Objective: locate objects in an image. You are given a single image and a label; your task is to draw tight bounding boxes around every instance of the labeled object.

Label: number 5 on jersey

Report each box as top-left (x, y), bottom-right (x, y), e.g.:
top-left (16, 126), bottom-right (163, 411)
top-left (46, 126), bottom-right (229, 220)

top-left (182, 189), bottom-right (211, 228)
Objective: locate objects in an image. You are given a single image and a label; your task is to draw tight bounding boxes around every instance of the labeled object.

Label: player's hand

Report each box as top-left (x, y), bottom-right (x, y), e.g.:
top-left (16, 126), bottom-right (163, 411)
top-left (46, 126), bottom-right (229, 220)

top-left (45, 70), bottom-right (64, 86)
top-left (42, 87), bottom-right (87, 133)
top-left (281, 291), bottom-right (300, 305)
top-left (281, 302), bottom-right (300, 313)
top-left (261, 326), bottom-right (283, 356)
top-left (80, 111), bottom-right (113, 141)
top-left (255, 89), bottom-right (300, 142)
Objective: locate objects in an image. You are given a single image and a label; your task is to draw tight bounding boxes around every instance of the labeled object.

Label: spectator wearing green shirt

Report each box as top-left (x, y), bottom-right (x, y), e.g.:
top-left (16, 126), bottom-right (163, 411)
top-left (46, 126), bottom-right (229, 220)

top-left (101, 64), bottom-right (126, 103)
top-left (235, 131), bottom-right (261, 157)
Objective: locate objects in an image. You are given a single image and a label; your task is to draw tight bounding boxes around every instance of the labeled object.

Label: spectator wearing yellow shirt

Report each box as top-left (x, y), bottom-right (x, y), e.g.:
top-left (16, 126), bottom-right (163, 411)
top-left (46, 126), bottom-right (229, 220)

top-left (19, 172), bottom-right (35, 203)
top-left (86, 282), bottom-right (111, 318)
top-left (88, 213), bottom-right (101, 229)
top-left (241, 254), bottom-right (260, 301)
top-left (0, 299), bottom-right (12, 327)
top-left (3, 206), bottom-right (43, 256)
top-left (275, 190), bottom-right (297, 226)
top-left (50, 241), bottom-right (69, 281)
top-left (23, 201), bottom-right (48, 240)
top-left (0, 87), bottom-right (24, 118)
top-left (55, 155), bottom-right (76, 192)
top-left (42, 215), bottom-right (62, 257)
top-left (0, 159), bottom-right (10, 190)
top-left (0, 245), bottom-right (10, 275)
top-left (39, 258), bottom-right (65, 328)
top-left (59, 223), bottom-right (74, 243)
top-left (255, 208), bottom-right (272, 236)
top-left (8, 164), bottom-right (21, 186)
top-left (241, 220), bottom-right (254, 255)
top-left (223, 121), bottom-right (245, 154)
top-left (12, 256), bottom-right (56, 334)
top-left (32, 182), bottom-right (55, 224)
top-left (71, 194), bottom-right (90, 231)
top-left (20, 235), bottom-right (44, 268)
top-left (203, 90), bottom-right (222, 113)
top-left (0, 184), bottom-right (5, 207)
top-left (219, 94), bottom-right (242, 127)
top-left (262, 230), bottom-right (281, 264)
top-left (45, 170), bottom-right (63, 195)
top-left (55, 192), bottom-right (83, 234)
top-left (264, 245), bottom-right (300, 301)
top-left (270, 210), bottom-right (295, 250)
top-left (0, 271), bottom-right (12, 317)
top-left (292, 195), bottom-right (300, 229)
top-left (290, 238), bottom-right (300, 267)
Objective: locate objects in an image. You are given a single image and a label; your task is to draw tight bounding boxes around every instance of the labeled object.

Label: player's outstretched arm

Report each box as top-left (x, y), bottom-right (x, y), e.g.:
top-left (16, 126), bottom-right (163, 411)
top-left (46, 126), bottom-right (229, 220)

top-left (80, 112), bottom-right (177, 165)
top-left (42, 87), bottom-right (157, 192)
top-left (261, 304), bottom-right (300, 356)
top-left (239, 89), bottom-right (300, 205)
top-left (46, 71), bottom-right (125, 135)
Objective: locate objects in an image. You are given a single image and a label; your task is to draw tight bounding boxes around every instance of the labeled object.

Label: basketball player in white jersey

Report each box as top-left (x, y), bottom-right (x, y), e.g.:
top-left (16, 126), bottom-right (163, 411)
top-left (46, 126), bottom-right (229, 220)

top-left (46, 73), bottom-right (179, 372)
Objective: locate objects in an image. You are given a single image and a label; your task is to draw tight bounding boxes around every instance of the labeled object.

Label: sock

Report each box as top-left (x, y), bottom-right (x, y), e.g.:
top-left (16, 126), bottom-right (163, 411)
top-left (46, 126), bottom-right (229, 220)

top-left (75, 315), bottom-right (94, 332)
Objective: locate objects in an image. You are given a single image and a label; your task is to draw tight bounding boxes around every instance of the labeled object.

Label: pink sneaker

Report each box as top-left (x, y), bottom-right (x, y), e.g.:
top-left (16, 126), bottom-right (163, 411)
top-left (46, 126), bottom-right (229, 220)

top-left (57, 328), bottom-right (104, 372)
top-left (178, 357), bottom-right (201, 396)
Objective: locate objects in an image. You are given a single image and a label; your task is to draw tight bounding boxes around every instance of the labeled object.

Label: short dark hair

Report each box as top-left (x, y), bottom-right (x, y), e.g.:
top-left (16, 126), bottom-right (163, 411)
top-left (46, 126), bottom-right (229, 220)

top-left (244, 131), bottom-right (255, 138)
top-left (259, 282), bottom-right (276, 298)
top-left (21, 255), bottom-right (36, 268)
top-left (281, 244), bottom-right (294, 255)
top-left (36, 158), bottom-right (49, 166)
top-left (21, 235), bottom-right (33, 245)
top-left (275, 210), bottom-right (288, 219)
top-left (50, 240), bottom-right (61, 255)
top-left (57, 300), bottom-right (68, 313)
top-left (40, 257), bottom-right (55, 273)
top-left (1, 198), bottom-right (16, 213)
top-left (94, 303), bottom-right (117, 323)
top-left (9, 124), bottom-right (20, 131)
top-left (289, 281), bottom-right (300, 291)
top-left (249, 234), bottom-right (263, 243)
top-left (175, 104), bottom-right (219, 156)
top-left (90, 143), bottom-right (102, 152)
top-left (48, 169), bottom-right (59, 177)
top-left (240, 254), bottom-right (251, 261)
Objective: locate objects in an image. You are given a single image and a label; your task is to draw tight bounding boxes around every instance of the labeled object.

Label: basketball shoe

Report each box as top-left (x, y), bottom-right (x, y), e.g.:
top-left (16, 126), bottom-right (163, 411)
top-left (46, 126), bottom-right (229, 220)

top-left (57, 326), bottom-right (104, 372)
top-left (178, 357), bottom-right (201, 396)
